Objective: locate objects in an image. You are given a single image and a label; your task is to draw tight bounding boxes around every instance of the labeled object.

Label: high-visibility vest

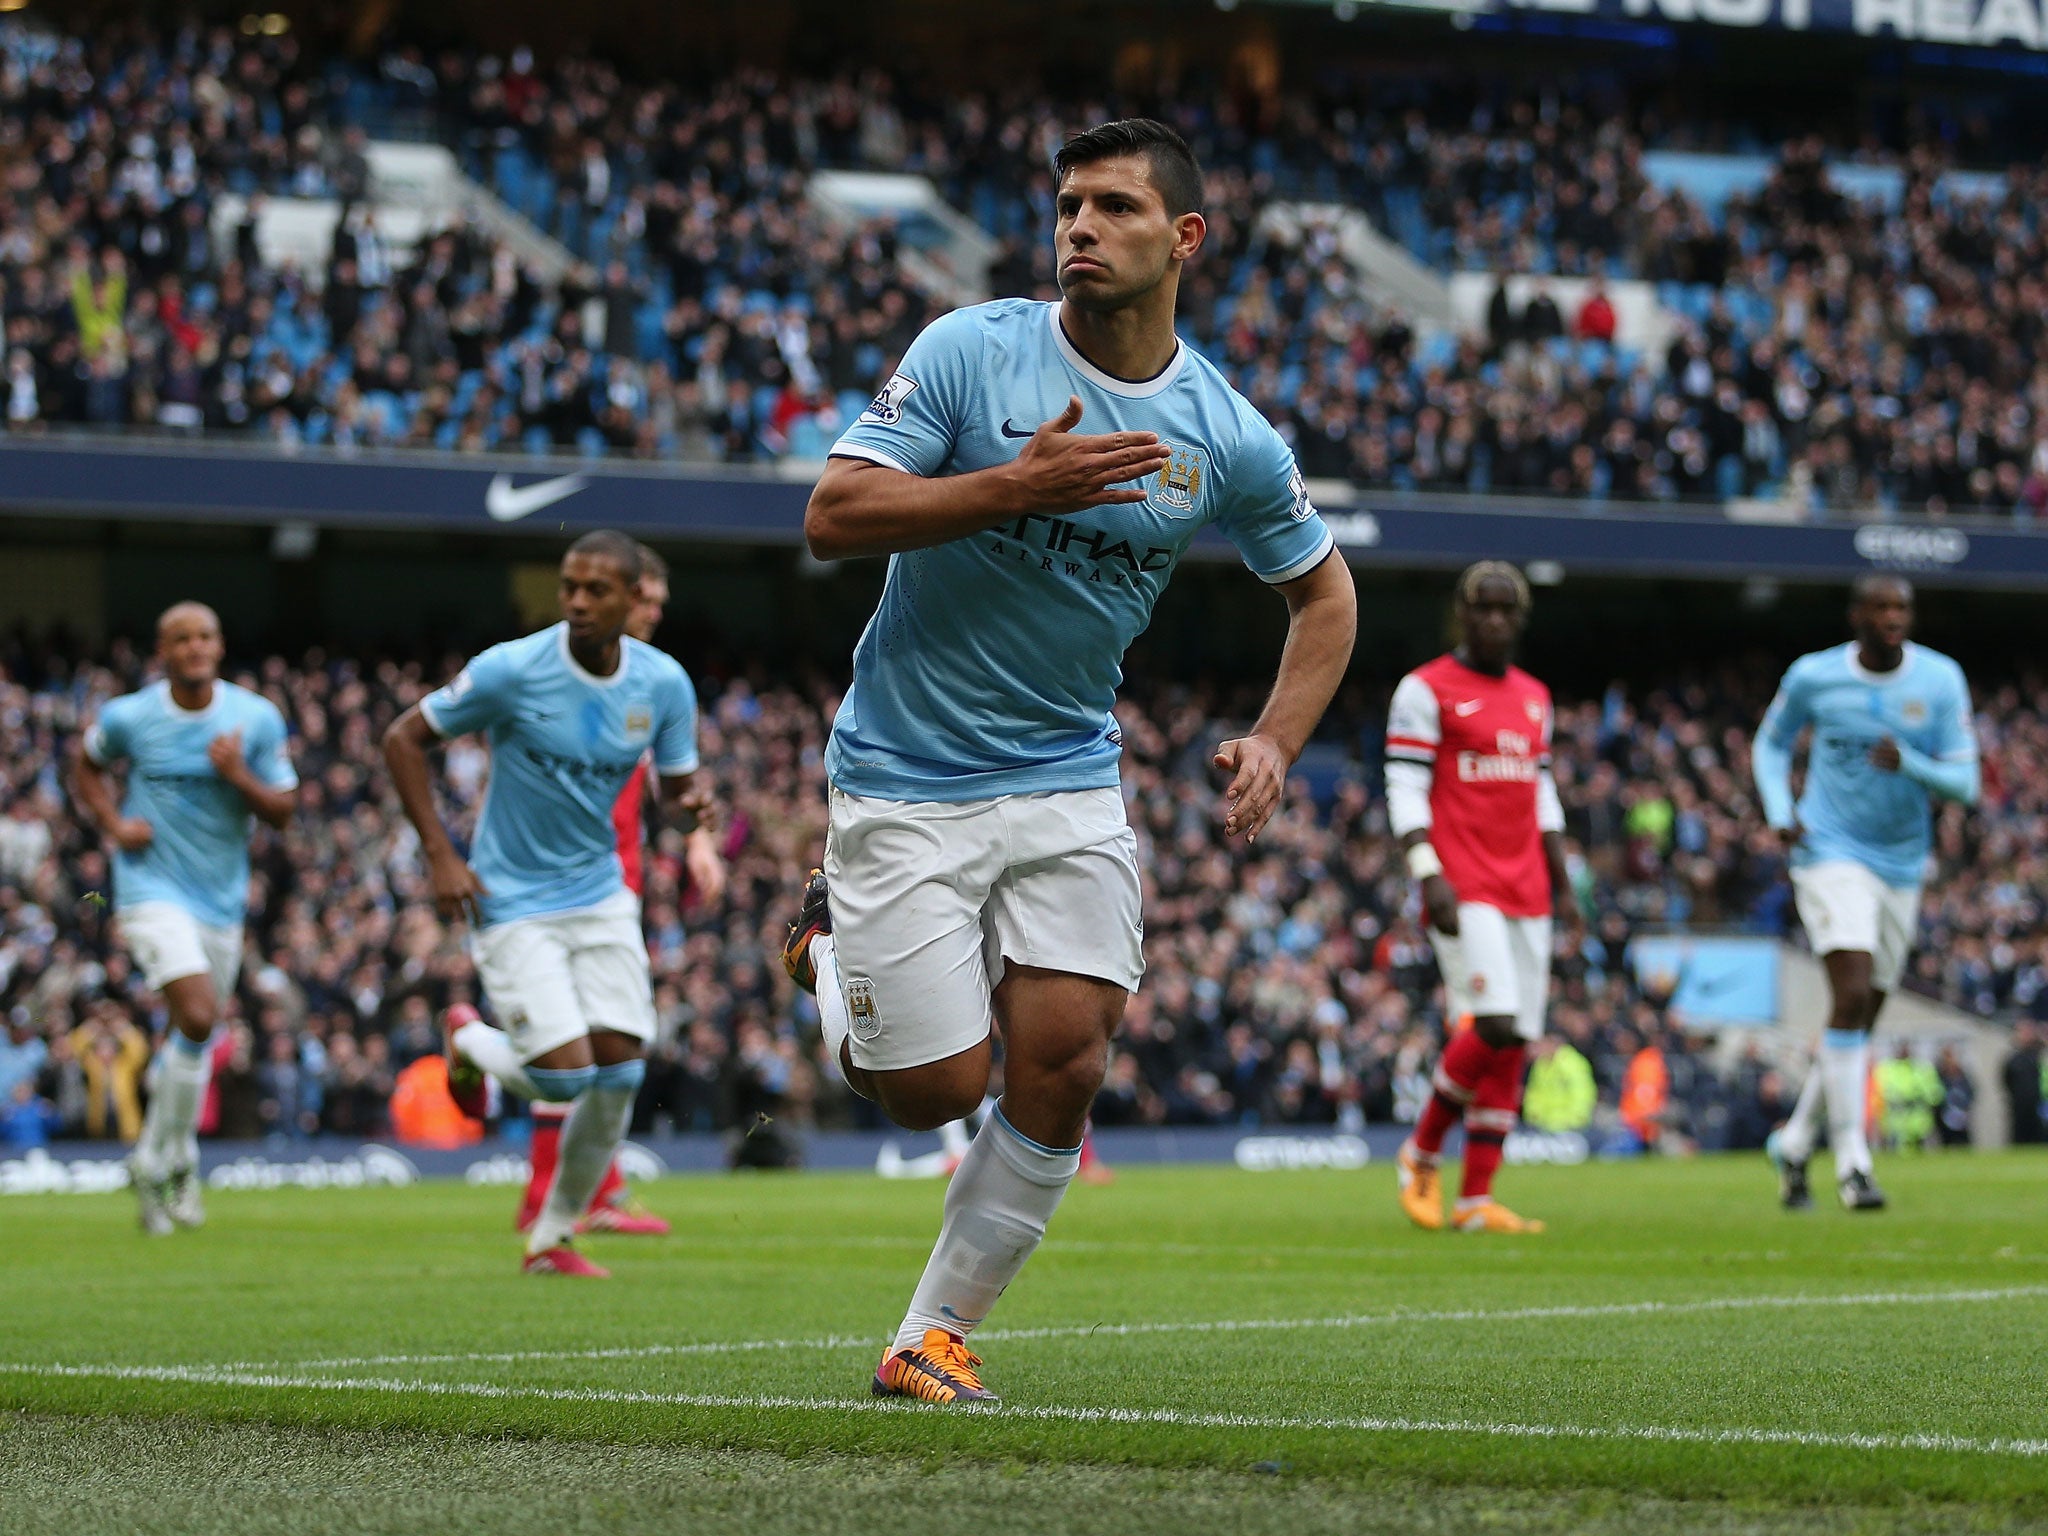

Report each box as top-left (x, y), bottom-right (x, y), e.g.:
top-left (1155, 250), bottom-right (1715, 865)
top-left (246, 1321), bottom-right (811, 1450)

top-left (389, 1056), bottom-right (483, 1148)
top-left (1524, 1045), bottom-right (1596, 1133)
top-left (1619, 1048), bottom-right (1669, 1143)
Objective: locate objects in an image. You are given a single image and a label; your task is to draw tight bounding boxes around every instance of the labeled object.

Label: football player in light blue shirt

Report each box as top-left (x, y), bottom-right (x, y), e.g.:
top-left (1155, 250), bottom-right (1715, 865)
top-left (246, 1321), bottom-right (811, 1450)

top-left (785, 119), bottom-right (1357, 1402)
top-left (70, 601), bottom-right (296, 1234)
top-left (1754, 575), bottom-right (1978, 1212)
top-left (384, 531), bottom-right (708, 1275)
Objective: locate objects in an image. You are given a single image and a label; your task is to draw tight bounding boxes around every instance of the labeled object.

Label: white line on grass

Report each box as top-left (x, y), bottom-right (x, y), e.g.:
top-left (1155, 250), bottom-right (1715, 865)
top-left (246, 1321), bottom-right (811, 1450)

top-left (248, 1282), bottom-right (2048, 1373)
top-left (4, 1357), bottom-right (2045, 1461)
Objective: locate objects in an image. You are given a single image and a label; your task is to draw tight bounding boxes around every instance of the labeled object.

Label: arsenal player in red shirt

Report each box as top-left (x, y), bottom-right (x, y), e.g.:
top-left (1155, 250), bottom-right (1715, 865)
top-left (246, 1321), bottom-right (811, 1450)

top-left (514, 544), bottom-right (728, 1237)
top-left (1384, 562), bottom-right (1579, 1233)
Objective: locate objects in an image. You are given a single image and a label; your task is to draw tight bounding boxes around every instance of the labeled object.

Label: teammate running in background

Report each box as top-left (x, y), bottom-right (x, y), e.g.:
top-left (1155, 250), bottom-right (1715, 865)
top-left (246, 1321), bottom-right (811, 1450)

top-left (1388, 563), bottom-right (1576, 1235)
top-left (385, 532), bottom-right (706, 1276)
top-left (512, 544), bottom-right (726, 1239)
top-left (787, 119), bottom-right (1355, 1402)
top-left (1755, 575), bottom-right (1977, 1212)
top-left (69, 602), bottom-right (296, 1235)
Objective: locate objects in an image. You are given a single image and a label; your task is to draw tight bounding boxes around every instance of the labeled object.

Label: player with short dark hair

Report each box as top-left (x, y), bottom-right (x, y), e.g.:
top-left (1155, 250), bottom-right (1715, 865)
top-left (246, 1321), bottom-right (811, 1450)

top-left (1755, 575), bottom-right (1978, 1211)
top-left (1387, 562), bottom-right (1577, 1235)
top-left (69, 602), bottom-right (297, 1235)
top-left (512, 542), bottom-right (727, 1239)
top-left (790, 117), bottom-right (1357, 1402)
top-left (384, 534), bottom-right (708, 1276)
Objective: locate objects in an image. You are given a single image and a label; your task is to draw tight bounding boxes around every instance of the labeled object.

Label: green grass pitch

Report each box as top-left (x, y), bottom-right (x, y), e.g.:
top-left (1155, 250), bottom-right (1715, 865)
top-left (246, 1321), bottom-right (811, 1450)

top-left (3, 1152), bottom-right (2046, 1535)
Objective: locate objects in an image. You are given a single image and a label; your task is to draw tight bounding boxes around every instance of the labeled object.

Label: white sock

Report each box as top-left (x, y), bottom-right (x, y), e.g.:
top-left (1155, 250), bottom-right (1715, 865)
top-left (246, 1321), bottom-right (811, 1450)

top-left (893, 1106), bottom-right (1080, 1352)
top-left (528, 1060), bottom-right (642, 1255)
top-left (137, 1034), bottom-right (212, 1177)
top-left (454, 1018), bottom-right (544, 1101)
top-left (1821, 1029), bottom-right (1873, 1178)
top-left (1776, 1054), bottom-right (1826, 1164)
top-left (811, 933), bottom-right (853, 1081)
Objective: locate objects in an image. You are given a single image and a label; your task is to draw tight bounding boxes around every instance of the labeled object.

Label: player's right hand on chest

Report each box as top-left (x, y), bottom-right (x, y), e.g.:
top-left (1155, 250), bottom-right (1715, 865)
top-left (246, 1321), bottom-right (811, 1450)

top-left (1006, 395), bottom-right (1172, 514)
top-left (1421, 874), bottom-right (1460, 936)
top-left (112, 817), bottom-right (155, 852)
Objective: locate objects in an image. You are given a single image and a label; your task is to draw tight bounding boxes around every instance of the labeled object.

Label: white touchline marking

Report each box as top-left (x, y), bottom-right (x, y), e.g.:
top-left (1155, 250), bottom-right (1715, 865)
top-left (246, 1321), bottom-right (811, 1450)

top-left (3, 1358), bottom-right (2045, 1460)
top-left (210, 1282), bottom-right (2048, 1373)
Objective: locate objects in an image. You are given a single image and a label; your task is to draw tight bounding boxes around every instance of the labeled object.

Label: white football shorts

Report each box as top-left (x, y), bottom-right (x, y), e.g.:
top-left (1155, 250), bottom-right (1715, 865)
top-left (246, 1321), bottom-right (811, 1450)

top-left (1430, 903), bottom-right (1553, 1042)
top-left (1791, 860), bottom-right (1920, 993)
top-left (118, 901), bottom-right (243, 999)
top-left (470, 888), bottom-right (656, 1063)
top-left (824, 785), bottom-right (1145, 1072)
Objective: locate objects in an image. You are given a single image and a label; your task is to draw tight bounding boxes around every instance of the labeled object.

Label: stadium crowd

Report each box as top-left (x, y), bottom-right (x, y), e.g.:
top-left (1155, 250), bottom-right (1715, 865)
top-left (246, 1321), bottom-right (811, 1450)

top-left (1, 633), bottom-right (2039, 1155)
top-left (5, 22), bottom-right (2048, 518)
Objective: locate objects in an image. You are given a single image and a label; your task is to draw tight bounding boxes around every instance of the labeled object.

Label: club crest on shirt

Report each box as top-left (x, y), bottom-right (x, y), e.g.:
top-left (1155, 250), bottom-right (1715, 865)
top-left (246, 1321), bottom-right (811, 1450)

top-left (846, 976), bottom-right (882, 1041)
top-left (1152, 443), bottom-right (1208, 517)
top-left (1900, 699), bottom-right (1929, 725)
top-left (1526, 700), bottom-right (1544, 723)
top-left (624, 706), bottom-right (653, 740)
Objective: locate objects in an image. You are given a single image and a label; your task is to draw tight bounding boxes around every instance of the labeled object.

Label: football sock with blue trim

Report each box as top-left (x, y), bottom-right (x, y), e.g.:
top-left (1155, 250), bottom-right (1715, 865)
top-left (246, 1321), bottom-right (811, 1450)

top-left (893, 1105), bottom-right (1080, 1353)
top-left (529, 1058), bottom-right (644, 1255)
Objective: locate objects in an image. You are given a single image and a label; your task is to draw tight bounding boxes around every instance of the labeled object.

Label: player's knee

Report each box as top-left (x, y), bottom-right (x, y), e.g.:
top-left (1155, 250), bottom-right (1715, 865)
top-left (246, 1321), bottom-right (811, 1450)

top-left (1829, 987), bottom-right (1872, 1033)
top-left (1473, 1014), bottom-right (1521, 1050)
top-left (1022, 1035), bottom-right (1110, 1120)
top-left (872, 1058), bottom-right (988, 1131)
top-left (878, 1085), bottom-right (984, 1133)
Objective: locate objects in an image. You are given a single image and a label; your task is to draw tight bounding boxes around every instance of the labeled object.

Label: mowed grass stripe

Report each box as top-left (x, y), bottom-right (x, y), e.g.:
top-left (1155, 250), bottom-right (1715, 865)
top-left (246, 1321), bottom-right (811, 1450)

top-left (8, 1358), bottom-right (2048, 1460)
top-left (217, 1282), bottom-right (2048, 1372)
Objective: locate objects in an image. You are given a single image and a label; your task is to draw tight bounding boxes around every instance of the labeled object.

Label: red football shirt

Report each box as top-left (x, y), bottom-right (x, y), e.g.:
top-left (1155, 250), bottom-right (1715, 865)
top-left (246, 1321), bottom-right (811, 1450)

top-left (1386, 654), bottom-right (1554, 916)
top-left (612, 759), bottom-right (650, 898)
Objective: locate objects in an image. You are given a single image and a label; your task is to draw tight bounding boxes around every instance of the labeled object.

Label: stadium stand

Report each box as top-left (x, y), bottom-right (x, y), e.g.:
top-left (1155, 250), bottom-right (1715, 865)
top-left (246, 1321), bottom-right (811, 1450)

top-left (2, 633), bottom-right (2036, 1151)
top-left (6, 20), bottom-right (2048, 517)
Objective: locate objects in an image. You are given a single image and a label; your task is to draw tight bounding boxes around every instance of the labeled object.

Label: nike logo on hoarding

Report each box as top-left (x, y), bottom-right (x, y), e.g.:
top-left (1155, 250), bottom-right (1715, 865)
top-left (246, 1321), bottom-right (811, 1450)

top-left (485, 472), bottom-right (591, 522)
top-left (1454, 699), bottom-right (1484, 716)
top-left (1000, 419), bottom-right (1034, 439)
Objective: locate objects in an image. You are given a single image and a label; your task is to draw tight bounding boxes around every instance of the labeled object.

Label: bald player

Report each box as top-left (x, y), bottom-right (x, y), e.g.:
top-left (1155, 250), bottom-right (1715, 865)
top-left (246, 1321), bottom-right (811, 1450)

top-left (70, 603), bottom-right (297, 1235)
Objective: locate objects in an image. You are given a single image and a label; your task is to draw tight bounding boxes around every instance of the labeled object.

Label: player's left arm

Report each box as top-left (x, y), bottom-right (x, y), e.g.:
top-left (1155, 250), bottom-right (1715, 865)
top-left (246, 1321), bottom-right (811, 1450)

top-left (1533, 697), bottom-right (1578, 929)
top-left (1212, 429), bottom-right (1356, 841)
top-left (207, 708), bottom-right (297, 828)
top-left (652, 666), bottom-right (717, 841)
top-left (1873, 667), bottom-right (1981, 805)
top-left (1214, 551), bottom-right (1356, 842)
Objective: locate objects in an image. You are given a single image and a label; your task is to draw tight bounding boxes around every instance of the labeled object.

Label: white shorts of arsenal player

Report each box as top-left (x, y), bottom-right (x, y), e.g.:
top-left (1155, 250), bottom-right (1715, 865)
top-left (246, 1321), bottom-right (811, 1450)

top-left (1432, 905), bottom-right (1552, 1041)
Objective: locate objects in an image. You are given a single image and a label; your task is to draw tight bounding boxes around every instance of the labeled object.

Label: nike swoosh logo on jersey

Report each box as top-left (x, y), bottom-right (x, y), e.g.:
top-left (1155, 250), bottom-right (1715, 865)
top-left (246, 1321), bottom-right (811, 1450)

top-left (485, 472), bottom-right (591, 522)
top-left (1454, 699), bottom-right (1484, 716)
top-left (1000, 419), bottom-right (1034, 439)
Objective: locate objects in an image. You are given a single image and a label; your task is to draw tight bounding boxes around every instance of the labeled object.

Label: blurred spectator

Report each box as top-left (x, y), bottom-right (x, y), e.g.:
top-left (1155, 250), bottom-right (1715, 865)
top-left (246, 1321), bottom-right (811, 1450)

top-left (1876, 1043), bottom-right (1940, 1151)
top-left (388, 1054), bottom-right (484, 1148)
top-left (1615, 1032), bottom-right (1672, 1154)
top-left (1522, 1033), bottom-right (1595, 1133)
top-left (70, 1002), bottom-right (150, 1141)
top-left (2004, 1023), bottom-right (2044, 1144)
top-left (1575, 280), bottom-right (1616, 344)
top-left (0, 1009), bottom-right (47, 1103)
top-left (1934, 1045), bottom-right (1974, 1147)
top-left (1, 1077), bottom-right (61, 1149)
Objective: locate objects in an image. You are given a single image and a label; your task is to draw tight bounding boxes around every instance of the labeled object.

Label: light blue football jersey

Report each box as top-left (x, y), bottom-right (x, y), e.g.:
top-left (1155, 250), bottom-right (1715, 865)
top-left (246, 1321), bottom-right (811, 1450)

top-left (826, 298), bottom-right (1334, 800)
top-left (421, 623), bottom-right (699, 926)
top-left (84, 679), bottom-right (297, 929)
top-left (1757, 641), bottom-right (1976, 888)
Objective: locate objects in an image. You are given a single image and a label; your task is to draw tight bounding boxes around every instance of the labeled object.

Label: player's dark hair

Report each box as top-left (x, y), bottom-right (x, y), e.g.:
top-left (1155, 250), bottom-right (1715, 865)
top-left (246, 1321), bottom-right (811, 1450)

top-left (1852, 572), bottom-right (1912, 606)
top-left (566, 530), bottom-right (643, 584)
top-left (634, 542), bottom-right (669, 583)
top-left (1053, 119), bottom-right (1204, 218)
top-left (1455, 560), bottom-right (1531, 617)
